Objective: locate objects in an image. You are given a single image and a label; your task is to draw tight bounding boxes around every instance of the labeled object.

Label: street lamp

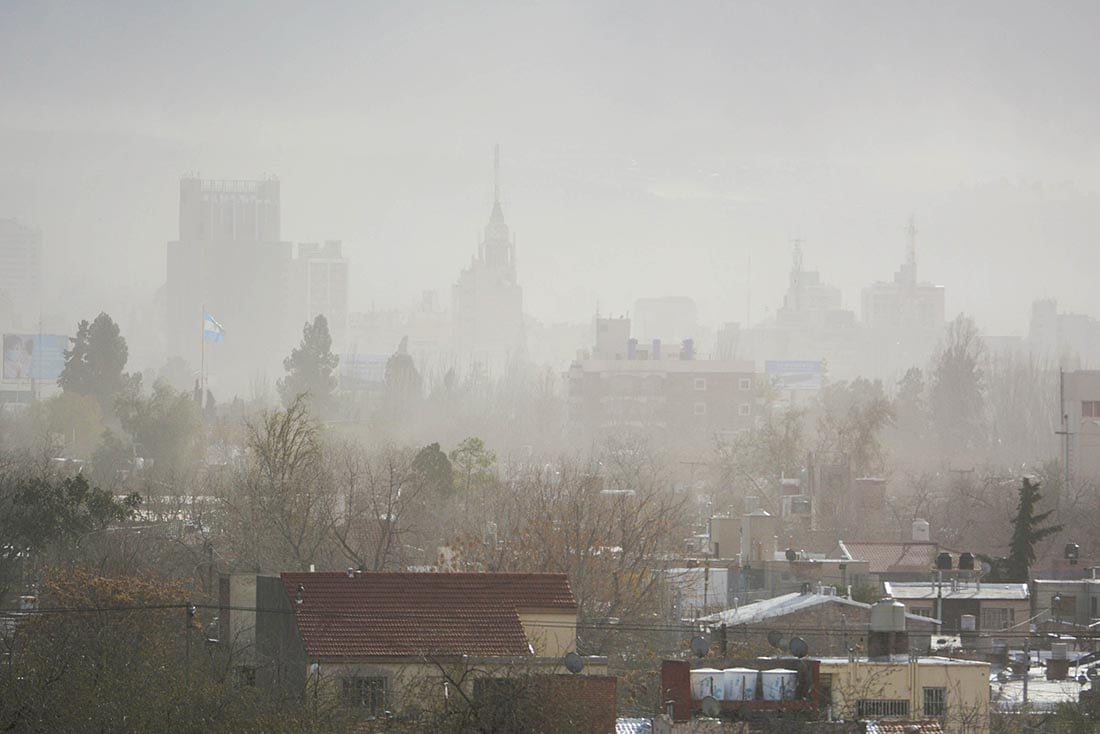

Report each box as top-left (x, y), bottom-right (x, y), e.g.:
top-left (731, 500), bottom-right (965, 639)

top-left (1052, 594), bottom-right (1062, 625)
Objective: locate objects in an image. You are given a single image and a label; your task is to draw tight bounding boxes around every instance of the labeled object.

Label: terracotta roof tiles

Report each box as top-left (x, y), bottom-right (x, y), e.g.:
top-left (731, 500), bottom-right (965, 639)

top-left (280, 572), bottom-right (576, 659)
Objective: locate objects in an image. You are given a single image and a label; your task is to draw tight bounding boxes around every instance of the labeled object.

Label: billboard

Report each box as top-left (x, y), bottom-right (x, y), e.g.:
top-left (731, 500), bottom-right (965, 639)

top-left (2, 334), bottom-right (68, 381)
top-left (765, 360), bottom-right (824, 391)
top-left (338, 353), bottom-right (389, 390)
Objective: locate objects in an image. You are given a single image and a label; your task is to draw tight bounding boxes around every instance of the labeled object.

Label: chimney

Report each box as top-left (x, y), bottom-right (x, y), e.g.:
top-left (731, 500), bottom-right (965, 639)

top-left (660, 660), bottom-right (691, 722)
top-left (912, 519), bottom-right (930, 542)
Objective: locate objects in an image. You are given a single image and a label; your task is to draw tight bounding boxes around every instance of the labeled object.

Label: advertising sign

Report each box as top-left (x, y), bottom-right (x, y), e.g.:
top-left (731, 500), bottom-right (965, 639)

top-left (765, 360), bottom-right (824, 391)
top-left (2, 334), bottom-right (69, 380)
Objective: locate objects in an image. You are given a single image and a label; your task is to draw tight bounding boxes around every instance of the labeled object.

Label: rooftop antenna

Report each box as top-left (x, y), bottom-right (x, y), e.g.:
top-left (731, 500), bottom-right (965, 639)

top-left (792, 237), bottom-right (804, 272)
top-left (493, 143), bottom-right (501, 204)
top-left (902, 215), bottom-right (918, 285)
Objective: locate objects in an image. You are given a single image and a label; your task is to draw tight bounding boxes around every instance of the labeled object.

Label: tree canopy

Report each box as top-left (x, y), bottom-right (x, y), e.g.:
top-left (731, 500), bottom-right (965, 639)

top-left (277, 314), bottom-right (339, 412)
top-left (58, 312), bottom-right (135, 408)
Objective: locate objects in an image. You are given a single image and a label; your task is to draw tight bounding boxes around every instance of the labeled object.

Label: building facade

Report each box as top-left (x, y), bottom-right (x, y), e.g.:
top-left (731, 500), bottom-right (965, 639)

top-left (294, 240), bottom-right (348, 353)
top-left (0, 218), bottom-right (42, 331)
top-left (452, 148), bottom-right (525, 372)
top-left (1060, 370), bottom-right (1100, 484)
top-left (566, 318), bottom-right (757, 450)
top-left (166, 177), bottom-right (295, 391)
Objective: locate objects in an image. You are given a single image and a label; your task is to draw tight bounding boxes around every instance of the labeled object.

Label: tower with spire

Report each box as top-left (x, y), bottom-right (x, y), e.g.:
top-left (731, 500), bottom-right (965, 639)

top-left (860, 215), bottom-right (946, 374)
top-left (451, 145), bottom-right (525, 370)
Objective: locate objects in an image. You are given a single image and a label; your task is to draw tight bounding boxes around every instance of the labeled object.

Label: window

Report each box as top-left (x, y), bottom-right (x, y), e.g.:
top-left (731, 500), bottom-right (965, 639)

top-left (981, 607), bottom-right (1012, 630)
top-left (911, 606), bottom-right (934, 618)
top-left (1092, 596), bottom-right (1098, 619)
top-left (738, 403), bottom-right (751, 416)
top-left (818, 674), bottom-right (833, 707)
top-left (739, 377), bottom-right (752, 390)
top-left (1083, 401), bottom-right (1100, 418)
top-left (343, 676), bottom-right (387, 716)
top-left (693, 402), bottom-right (707, 416)
top-left (923, 687), bottom-right (947, 717)
top-left (694, 377), bottom-right (707, 391)
top-left (857, 700), bottom-right (909, 717)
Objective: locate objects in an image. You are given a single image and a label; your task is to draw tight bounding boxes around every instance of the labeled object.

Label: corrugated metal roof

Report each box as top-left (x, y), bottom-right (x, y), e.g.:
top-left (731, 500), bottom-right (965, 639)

top-left (884, 581), bottom-right (1029, 601)
top-left (280, 572), bottom-right (576, 659)
top-left (616, 718), bottom-right (653, 734)
top-left (700, 591), bottom-right (938, 626)
top-left (865, 720), bottom-right (944, 733)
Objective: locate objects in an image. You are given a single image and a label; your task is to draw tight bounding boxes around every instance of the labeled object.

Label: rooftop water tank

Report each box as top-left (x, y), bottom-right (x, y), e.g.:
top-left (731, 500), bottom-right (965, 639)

top-left (723, 667), bottom-right (758, 701)
top-left (760, 669), bottom-right (797, 701)
top-left (690, 668), bottom-right (724, 701)
top-left (871, 597), bottom-right (907, 632)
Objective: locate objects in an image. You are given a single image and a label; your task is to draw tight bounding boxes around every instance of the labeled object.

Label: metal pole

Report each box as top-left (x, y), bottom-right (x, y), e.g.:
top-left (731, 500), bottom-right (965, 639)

top-left (201, 303), bottom-right (206, 398)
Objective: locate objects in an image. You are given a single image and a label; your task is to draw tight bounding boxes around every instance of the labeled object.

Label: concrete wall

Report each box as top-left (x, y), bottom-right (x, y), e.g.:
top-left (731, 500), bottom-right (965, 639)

top-left (517, 609), bottom-right (577, 657)
top-left (818, 658), bottom-right (990, 733)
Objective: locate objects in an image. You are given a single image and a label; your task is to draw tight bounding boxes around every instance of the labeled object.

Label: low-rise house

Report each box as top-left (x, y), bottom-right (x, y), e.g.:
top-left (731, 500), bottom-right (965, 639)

top-left (665, 599), bottom-right (990, 733)
top-left (816, 655), bottom-right (990, 733)
top-left (1033, 572), bottom-right (1100, 628)
top-left (221, 571), bottom-right (614, 731)
top-left (700, 588), bottom-right (938, 656)
top-left (883, 581), bottom-right (1030, 634)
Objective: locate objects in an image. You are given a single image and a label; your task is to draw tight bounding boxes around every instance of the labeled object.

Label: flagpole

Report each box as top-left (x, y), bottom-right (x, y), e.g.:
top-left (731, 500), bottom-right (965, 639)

top-left (200, 303), bottom-right (205, 400)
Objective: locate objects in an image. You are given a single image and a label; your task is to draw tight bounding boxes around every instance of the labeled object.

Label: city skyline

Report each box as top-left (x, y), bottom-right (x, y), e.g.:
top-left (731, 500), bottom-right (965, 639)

top-left (3, 1), bottom-right (1100, 338)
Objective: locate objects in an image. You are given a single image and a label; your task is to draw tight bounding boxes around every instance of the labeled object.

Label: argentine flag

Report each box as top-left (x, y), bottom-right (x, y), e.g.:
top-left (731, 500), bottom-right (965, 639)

top-left (203, 312), bottom-right (225, 343)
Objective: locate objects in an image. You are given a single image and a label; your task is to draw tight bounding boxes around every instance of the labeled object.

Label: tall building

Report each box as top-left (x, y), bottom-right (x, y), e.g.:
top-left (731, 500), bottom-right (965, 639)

top-left (0, 219), bottom-right (43, 330)
top-left (861, 218), bottom-right (946, 376)
top-left (742, 240), bottom-right (861, 379)
top-left (566, 317), bottom-right (757, 452)
top-left (776, 239), bottom-right (848, 329)
top-left (1029, 299), bottom-right (1100, 368)
top-left (166, 177), bottom-right (294, 391)
top-left (452, 147), bottom-right (525, 371)
top-left (295, 241), bottom-right (349, 353)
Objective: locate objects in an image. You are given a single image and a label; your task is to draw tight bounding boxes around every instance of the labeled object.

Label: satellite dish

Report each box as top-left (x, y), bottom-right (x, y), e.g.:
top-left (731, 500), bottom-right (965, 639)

top-left (767, 631), bottom-right (783, 648)
top-left (564, 652), bottom-right (584, 674)
top-left (790, 637), bottom-right (809, 658)
top-left (701, 695), bottom-right (721, 717)
top-left (691, 636), bottom-right (709, 658)
top-left (980, 561), bottom-right (993, 576)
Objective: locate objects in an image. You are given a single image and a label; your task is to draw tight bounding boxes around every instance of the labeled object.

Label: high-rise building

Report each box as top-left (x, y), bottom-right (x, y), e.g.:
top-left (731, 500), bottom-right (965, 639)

top-left (861, 218), bottom-right (946, 376)
top-left (0, 219), bottom-right (43, 330)
top-left (295, 241), bottom-right (349, 353)
top-left (166, 177), bottom-right (294, 390)
top-left (452, 147), bottom-right (525, 371)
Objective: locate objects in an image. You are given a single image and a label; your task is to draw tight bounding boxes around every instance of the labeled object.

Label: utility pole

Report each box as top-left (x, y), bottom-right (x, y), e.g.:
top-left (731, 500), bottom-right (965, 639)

top-left (1056, 368), bottom-right (1071, 492)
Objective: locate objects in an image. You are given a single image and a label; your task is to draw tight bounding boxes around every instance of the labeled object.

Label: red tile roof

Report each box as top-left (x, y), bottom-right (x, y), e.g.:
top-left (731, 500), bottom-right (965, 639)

top-left (280, 572), bottom-right (576, 659)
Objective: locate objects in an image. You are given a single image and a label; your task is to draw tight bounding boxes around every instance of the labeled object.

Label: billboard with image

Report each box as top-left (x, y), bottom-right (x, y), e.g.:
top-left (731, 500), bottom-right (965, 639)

top-left (765, 360), bottom-right (824, 391)
top-left (2, 334), bottom-right (68, 381)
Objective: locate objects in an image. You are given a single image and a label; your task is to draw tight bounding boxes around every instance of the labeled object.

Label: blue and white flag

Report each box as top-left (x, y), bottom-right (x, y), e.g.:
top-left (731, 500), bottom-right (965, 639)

top-left (203, 312), bottom-right (225, 343)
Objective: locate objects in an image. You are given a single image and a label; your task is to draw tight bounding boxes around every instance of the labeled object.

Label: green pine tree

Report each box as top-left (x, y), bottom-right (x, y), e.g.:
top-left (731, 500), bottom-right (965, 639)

top-left (277, 315), bottom-right (339, 411)
top-left (58, 312), bottom-right (134, 409)
top-left (1005, 476), bottom-right (1063, 582)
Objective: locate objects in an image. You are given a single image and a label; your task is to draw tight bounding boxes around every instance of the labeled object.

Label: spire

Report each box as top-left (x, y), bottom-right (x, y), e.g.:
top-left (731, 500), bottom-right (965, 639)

top-left (898, 215), bottom-right (918, 286)
top-left (791, 237), bottom-right (804, 273)
top-left (906, 215), bottom-right (917, 271)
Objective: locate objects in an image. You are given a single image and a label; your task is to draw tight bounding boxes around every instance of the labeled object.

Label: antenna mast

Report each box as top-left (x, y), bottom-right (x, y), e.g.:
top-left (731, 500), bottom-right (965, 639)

top-left (493, 143), bottom-right (500, 203)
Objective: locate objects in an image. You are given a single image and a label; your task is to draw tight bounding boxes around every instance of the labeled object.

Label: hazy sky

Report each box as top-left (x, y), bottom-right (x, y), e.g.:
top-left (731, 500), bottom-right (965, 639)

top-left (3, 0), bottom-right (1100, 337)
